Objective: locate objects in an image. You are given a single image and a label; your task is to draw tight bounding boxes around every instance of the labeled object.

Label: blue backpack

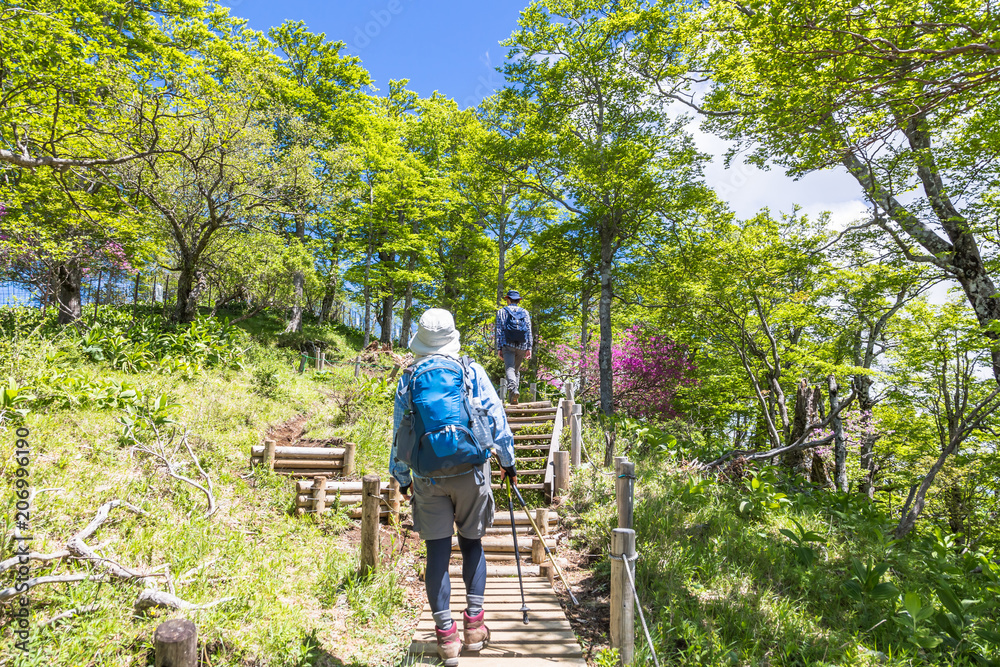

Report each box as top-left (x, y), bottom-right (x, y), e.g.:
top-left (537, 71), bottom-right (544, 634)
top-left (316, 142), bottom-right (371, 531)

top-left (393, 355), bottom-right (494, 478)
top-left (502, 306), bottom-right (530, 345)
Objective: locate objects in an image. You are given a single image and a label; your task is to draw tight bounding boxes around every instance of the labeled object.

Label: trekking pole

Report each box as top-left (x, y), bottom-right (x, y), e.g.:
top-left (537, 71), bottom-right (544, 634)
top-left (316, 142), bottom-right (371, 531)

top-left (506, 476), bottom-right (530, 624)
top-left (510, 482), bottom-right (580, 606)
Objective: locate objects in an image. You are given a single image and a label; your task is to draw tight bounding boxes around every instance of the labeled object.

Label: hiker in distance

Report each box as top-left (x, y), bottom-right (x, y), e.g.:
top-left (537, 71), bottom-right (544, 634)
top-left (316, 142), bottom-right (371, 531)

top-left (390, 308), bottom-right (518, 666)
top-left (495, 289), bottom-right (533, 405)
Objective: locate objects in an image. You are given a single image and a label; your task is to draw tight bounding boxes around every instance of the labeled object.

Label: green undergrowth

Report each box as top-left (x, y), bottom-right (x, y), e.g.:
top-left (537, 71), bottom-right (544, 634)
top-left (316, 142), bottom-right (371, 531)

top-left (568, 427), bottom-right (1000, 666)
top-left (0, 306), bottom-right (415, 667)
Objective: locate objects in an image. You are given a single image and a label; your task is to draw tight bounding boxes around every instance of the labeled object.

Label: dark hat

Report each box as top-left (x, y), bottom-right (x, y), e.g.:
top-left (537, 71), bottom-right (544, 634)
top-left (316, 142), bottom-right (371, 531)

top-left (505, 290), bottom-right (521, 301)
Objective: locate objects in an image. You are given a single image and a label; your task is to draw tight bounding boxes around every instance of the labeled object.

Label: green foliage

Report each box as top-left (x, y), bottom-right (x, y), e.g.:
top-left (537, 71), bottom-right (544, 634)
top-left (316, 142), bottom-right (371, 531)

top-left (841, 558), bottom-right (900, 603)
top-left (736, 467), bottom-right (790, 520)
top-left (778, 519), bottom-right (825, 567)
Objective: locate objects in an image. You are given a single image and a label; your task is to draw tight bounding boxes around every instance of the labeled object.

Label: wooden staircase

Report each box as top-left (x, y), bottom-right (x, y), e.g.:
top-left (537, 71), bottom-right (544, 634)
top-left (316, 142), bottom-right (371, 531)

top-left (450, 399), bottom-right (564, 577)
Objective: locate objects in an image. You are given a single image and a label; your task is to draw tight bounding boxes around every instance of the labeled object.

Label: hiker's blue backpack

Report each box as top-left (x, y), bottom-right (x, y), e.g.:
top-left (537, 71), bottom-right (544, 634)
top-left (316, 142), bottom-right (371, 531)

top-left (501, 306), bottom-right (530, 345)
top-left (393, 355), bottom-right (494, 478)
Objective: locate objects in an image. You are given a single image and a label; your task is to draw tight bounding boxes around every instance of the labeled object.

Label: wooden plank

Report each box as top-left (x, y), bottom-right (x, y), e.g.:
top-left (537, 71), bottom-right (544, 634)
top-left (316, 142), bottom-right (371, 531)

top-left (251, 445), bottom-right (345, 458)
top-left (407, 656), bottom-right (586, 666)
top-left (491, 469), bottom-right (546, 477)
top-left (513, 434), bottom-right (551, 441)
top-left (269, 458), bottom-right (344, 469)
top-left (490, 483), bottom-right (545, 490)
top-left (410, 641), bottom-right (584, 658)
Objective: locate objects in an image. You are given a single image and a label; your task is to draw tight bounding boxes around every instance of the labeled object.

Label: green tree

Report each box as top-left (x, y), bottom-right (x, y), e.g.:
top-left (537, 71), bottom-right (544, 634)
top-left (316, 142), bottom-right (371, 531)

top-left (500, 0), bottom-right (711, 452)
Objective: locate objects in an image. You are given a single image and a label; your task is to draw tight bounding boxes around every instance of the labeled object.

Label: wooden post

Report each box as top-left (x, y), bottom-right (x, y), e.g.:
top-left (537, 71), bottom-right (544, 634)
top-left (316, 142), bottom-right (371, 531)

top-left (554, 451), bottom-right (570, 498)
top-left (530, 382), bottom-right (537, 402)
top-left (388, 477), bottom-right (401, 526)
top-left (570, 404), bottom-right (583, 468)
top-left (360, 474), bottom-right (380, 575)
top-left (532, 507), bottom-right (548, 564)
top-left (263, 439), bottom-right (276, 470)
top-left (611, 528), bottom-right (636, 665)
top-left (298, 353), bottom-right (307, 374)
top-left (318, 350), bottom-right (326, 371)
top-left (563, 382), bottom-right (575, 422)
top-left (389, 363), bottom-right (401, 380)
top-left (342, 441), bottom-right (357, 477)
top-left (312, 476), bottom-right (328, 516)
top-left (616, 461), bottom-right (635, 530)
top-left (154, 618), bottom-right (197, 667)
top-left (353, 355), bottom-right (361, 378)
top-left (614, 456), bottom-right (627, 475)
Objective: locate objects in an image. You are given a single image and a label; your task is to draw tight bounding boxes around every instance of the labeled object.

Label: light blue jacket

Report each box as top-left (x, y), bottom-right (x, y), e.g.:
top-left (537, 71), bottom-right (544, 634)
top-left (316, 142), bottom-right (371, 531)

top-left (390, 356), bottom-right (516, 487)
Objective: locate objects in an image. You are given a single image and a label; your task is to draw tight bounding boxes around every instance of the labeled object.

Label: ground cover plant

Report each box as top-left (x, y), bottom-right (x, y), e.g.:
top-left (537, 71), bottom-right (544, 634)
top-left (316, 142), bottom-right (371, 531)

top-left (0, 305), bottom-right (420, 666)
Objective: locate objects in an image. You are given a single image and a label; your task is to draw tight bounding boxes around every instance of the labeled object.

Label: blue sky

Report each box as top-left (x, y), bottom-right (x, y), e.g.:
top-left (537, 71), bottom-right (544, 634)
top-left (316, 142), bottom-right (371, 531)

top-left (226, 0), bottom-right (870, 226)
top-left (230, 0), bottom-right (526, 108)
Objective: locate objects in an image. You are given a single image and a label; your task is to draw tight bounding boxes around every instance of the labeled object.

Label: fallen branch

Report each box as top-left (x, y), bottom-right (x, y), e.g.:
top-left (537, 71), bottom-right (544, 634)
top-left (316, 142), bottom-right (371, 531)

top-left (0, 574), bottom-right (106, 604)
top-left (67, 500), bottom-right (150, 582)
top-left (135, 429), bottom-right (217, 519)
top-left (0, 550), bottom-right (70, 574)
top-left (703, 391), bottom-right (856, 469)
top-left (38, 604), bottom-right (101, 628)
top-left (133, 589), bottom-right (236, 614)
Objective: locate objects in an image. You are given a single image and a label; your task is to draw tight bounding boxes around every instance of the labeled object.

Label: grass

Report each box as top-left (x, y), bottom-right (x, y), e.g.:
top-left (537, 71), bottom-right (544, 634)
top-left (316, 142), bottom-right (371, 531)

top-left (567, 417), bottom-right (1000, 667)
top-left (0, 307), bottom-right (418, 667)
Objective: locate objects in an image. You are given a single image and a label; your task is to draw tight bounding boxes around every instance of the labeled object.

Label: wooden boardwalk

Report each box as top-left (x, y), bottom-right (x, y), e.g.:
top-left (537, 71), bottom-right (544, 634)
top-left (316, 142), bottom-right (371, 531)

top-left (406, 577), bottom-right (585, 666)
top-left (406, 399), bottom-right (585, 665)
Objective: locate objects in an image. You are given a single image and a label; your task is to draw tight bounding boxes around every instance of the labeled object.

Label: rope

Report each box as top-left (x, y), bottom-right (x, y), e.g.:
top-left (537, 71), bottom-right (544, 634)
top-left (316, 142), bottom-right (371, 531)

top-left (298, 354), bottom-right (397, 371)
top-left (609, 551), bottom-right (661, 667)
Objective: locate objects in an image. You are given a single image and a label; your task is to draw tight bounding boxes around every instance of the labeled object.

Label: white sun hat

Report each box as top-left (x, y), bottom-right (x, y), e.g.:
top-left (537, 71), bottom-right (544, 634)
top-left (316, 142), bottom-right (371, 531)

top-left (409, 308), bottom-right (461, 358)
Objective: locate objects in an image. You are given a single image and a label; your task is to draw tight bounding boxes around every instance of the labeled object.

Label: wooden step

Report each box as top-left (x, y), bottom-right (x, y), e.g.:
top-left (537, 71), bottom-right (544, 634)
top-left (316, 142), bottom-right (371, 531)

top-left (505, 406), bottom-right (558, 415)
top-left (492, 469), bottom-right (546, 477)
top-left (514, 445), bottom-right (550, 451)
top-left (491, 510), bottom-right (557, 525)
top-left (508, 415), bottom-right (556, 424)
top-left (506, 401), bottom-right (553, 409)
top-left (491, 483), bottom-right (545, 490)
top-left (450, 564), bottom-right (541, 577)
top-left (513, 434), bottom-right (551, 441)
top-left (451, 536), bottom-right (556, 553)
top-left (510, 423), bottom-right (553, 432)
top-left (511, 456), bottom-right (548, 463)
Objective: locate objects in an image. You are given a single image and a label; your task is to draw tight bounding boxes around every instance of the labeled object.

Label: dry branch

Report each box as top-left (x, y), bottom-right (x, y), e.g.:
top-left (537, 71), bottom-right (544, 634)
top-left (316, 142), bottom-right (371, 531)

top-left (0, 574), bottom-right (106, 603)
top-left (703, 391), bottom-right (856, 469)
top-left (133, 589), bottom-right (236, 614)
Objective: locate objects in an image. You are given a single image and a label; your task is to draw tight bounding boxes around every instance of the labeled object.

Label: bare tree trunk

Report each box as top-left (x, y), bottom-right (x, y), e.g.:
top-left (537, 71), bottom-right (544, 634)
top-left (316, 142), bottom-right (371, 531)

top-left (319, 268), bottom-right (337, 325)
top-left (784, 380), bottom-right (811, 474)
top-left (580, 279), bottom-right (593, 394)
top-left (284, 217), bottom-right (306, 333)
top-left (895, 443), bottom-right (956, 538)
top-left (363, 238), bottom-right (373, 348)
top-left (174, 260), bottom-right (201, 323)
top-left (598, 212), bottom-right (616, 466)
top-left (830, 375), bottom-right (847, 492)
top-left (55, 261), bottom-right (83, 325)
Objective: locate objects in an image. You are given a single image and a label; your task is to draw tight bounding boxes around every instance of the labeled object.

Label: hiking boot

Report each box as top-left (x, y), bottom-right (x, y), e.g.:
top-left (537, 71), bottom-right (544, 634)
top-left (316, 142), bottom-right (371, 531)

top-left (463, 609), bottom-right (490, 651)
top-left (510, 392), bottom-right (519, 405)
top-left (435, 622), bottom-right (461, 666)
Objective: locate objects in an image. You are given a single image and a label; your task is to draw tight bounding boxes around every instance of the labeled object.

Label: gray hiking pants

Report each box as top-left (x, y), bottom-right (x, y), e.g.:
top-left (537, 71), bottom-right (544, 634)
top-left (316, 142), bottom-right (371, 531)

top-left (502, 346), bottom-right (528, 396)
top-left (411, 463), bottom-right (495, 541)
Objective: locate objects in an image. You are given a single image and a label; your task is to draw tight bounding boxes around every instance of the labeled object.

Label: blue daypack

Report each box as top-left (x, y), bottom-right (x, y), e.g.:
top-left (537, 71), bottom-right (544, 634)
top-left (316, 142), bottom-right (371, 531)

top-left (502, 306), bottom-right (530, 345)
top-left (393, 355), bottom-right (494, 478)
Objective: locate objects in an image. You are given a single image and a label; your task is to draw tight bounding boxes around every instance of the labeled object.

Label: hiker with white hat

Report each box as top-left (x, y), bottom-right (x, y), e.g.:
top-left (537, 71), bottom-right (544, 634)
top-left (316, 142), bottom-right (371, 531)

top-left (495, 289), bottom-right (533, 404)
top-left (390, 308), bottom-right (517, 665)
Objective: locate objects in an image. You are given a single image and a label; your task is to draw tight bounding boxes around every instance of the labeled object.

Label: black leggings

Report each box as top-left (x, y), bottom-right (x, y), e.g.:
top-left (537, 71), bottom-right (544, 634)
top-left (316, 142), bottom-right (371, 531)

top-left (426, 534), bottom-right (486, 614)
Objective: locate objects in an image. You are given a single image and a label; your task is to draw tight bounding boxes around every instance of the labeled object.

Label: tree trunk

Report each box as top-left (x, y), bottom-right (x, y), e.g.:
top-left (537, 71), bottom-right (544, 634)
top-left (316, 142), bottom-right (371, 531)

top-left (783, 379), bottom-right (812, 475)
top-left (363, 238), bottom-right (373, 348)
top-left (580, 280), bottom-right (593, 394)
top-left (173, 260), bottom-right (201, 323)
top-left (598, 212), bottom-right (616, 466)
top-left (830, 375), bottom-right (847, 492)
top-left (319, 267), bottom-right (338, 325)
top-left (380, 292), bottom-right (394, 346)
top-left (895, 440), bottom-right (957, 539)
top-left (55, 261), bottom-right (83, 325)
top-left (284, 217), bottom-right (306, 333)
